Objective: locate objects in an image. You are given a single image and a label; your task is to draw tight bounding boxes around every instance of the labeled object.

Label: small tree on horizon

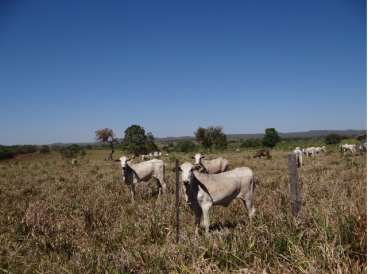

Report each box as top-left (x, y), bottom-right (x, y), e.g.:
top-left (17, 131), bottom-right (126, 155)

top-left (95, 128), bottom-right (117, 160)
top-left (262, 128), bottom-right (281, 148)
top-left (194, 126), bottom-right (227, 150)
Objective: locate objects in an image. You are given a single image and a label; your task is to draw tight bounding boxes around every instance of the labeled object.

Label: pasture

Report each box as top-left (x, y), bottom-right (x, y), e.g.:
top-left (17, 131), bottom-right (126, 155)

top-left (0, 149), bottom-right (366, 273)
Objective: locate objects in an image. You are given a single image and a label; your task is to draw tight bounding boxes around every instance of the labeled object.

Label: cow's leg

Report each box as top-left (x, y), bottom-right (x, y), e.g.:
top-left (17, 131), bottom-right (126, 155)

top-left (241, 195), bottom-right (256, 221)
top-left (201, 202), bottom-right (212, 234)
top-left (155, 175), bottom-right (167, 196)
top-left (129, 184), bottom-right (136, 203)
top-left (194, 207), bottom-right (202, 235)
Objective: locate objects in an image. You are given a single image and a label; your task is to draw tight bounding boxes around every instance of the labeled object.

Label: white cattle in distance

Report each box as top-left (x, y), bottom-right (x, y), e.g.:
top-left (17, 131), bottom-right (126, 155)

top-left (293, 147), bottom-right (303, 167)
top-left (193, 153), bottom-right (229, 174)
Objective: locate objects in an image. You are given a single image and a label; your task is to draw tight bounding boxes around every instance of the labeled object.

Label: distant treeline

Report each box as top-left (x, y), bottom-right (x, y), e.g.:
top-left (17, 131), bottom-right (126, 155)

top-left (0, 145), bottom-right (40, 160)
top-left (1, 132), bottom-right (363, 160)
top-left (0, 144), bottom-right (88, 160)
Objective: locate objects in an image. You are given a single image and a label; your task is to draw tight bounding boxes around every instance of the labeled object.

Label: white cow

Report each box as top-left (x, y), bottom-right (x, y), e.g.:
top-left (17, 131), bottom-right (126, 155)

top-left (304, 147), bottom-right (316, 157)
top-left (152, 151), bottom-right (162, 158)
top-left (118, 156), bottom-right (167, 201)
top-left (179, 162), bottom-right (257, 234)
top-left (193, 153), bottom-right (229, 174)
top-left (293, 147), bottom-right (303, 167)
top-left (340, 144), bottom-right (357, 154)
top-left (314, 146), bottom-right (326, 154)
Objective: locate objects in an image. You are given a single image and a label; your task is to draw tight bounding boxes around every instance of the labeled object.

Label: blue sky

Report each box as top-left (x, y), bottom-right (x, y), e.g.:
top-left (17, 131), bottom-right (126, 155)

top-left (0, 0), bottom-right (366, 145)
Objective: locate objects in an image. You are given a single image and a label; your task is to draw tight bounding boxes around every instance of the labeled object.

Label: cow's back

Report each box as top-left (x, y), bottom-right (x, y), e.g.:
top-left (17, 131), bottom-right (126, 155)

top-left (132, 159), bottom-right (163, 181)
top-left (194, 167), bottom-right (253, 205)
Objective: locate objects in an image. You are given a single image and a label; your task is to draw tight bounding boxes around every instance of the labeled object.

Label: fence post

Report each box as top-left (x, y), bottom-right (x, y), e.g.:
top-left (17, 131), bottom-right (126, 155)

top-left (288, 153), bottom-right (301, 217)
top-left (175, 159), bottom-right (180, 243)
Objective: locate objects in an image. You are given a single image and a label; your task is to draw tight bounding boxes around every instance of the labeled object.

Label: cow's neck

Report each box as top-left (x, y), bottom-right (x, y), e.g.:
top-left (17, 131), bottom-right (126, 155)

top-left (192, 172), bottom-right (211, 197)
top-left (124, 163), bottom-right (140, 181)
top-left (199, 160), bottom-right (208, 173)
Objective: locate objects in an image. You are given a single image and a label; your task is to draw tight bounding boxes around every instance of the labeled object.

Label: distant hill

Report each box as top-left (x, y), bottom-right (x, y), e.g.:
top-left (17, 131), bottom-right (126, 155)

top-left (156, 129), bottom-right (366, 143)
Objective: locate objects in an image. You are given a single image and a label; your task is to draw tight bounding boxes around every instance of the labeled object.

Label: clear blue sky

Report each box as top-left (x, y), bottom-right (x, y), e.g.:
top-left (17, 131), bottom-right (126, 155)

top-left (0, 0), bottom-right (366, 145)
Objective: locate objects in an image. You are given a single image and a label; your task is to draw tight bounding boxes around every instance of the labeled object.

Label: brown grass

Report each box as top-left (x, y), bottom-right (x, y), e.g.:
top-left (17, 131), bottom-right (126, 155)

top-left (0, 149), bottom-right (366, 273)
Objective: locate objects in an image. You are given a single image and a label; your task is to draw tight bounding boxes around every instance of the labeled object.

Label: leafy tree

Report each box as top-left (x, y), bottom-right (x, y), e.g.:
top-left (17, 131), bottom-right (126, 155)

top-left (194, 126), bottom-right (227, 150)
top-left (123, 125), bottom-right (158, 156)
top-left (325, 134), bottom-right (343, 145)
top-left (262, 128), bottom-right (281, 148)
top-left (195, 127), bottom-right (207, 144)
top-left (95, 128), bottom-right (117, 160)
top-left (145, 132), bottom-right (158, 153)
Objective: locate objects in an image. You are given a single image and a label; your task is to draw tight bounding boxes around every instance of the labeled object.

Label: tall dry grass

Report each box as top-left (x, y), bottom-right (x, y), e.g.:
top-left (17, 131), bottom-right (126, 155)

top-left (0, 149), bottom-right (365, 273)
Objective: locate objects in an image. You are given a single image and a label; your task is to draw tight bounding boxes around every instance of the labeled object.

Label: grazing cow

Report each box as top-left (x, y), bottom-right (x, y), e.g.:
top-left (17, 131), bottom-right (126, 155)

top-left (71, 158), bottom-right (78, 165)
top-left (179, 162), bottom-right (257, 234)
top-left (304, 147), bottom-right (317, 157)
top-left (193, 153), bottom-right (229, 174)
top-left (314, 146), bottom-right (326, 155)
top-left (118, 156), bottom-right (167, 201)
top-left (253, 149), bottom-right (271, 159)
top-left (339, 144), bottom-right (357, 154)
top-left (293, 147), bottom-right (303, 167)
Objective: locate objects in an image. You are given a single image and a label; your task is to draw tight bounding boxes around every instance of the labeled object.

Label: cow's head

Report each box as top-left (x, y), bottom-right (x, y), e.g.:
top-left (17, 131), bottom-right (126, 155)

top-left (119, 156), bottom-right (130, 168)
top-left (192, 153), bottom-right (204, 165)
top-left (179, 162), bottom-right (195, 185)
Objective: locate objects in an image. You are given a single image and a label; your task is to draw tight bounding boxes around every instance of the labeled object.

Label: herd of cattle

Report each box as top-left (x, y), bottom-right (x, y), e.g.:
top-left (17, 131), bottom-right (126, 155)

top-left (116, 143), bottom-right (366, 234)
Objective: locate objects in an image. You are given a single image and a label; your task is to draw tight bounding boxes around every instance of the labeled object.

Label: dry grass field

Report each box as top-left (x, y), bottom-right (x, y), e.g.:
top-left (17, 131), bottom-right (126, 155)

top-left (0, 149), bottom-right (366, 273)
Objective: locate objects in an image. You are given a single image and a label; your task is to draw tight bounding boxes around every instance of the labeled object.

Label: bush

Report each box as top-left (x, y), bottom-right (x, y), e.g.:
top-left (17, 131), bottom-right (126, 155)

top-left (325, 134), bottom-right (343, 145)
top-left (39, 145), bottom-right (51, 154)
top-left (173, 140), bottom-right (196, 153)
top-left (59, 144), bottom-right (86, 158)
top-left (240, 138), bottom-right (262, 148)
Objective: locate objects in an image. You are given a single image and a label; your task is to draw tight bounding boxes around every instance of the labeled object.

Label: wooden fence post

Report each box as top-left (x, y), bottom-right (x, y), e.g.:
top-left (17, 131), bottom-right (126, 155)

top-left (175, 159), bottom-right (180, 243)
top-left (288, 153), bottom-right (301, 217)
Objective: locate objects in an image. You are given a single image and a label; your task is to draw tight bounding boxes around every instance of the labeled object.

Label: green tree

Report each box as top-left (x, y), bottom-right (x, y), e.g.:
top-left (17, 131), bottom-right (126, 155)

top-left (325, 134), bottom-right (343, 145)
top-left (194, 126), bottom-right (227, 150)
top-left (145, 132), bottom-right (158, 153)
top-left (195, 127), bottom-right (207, 144)
top-left (123, 125), bottom-right (150, 155)
top-left (95, 128), bottom-right (117, 160)
top-left (262, 128), bottom-right (281, 148)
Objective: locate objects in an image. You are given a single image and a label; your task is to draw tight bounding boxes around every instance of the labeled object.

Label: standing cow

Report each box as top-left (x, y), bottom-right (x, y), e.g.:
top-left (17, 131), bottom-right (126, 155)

top-left (339, 144), bottom-right (357, 154)
top-left (118, 156), bottom-right (167, 202)
top-left (178, 162), bottom-right (257, 234)
top-left (193, 153), bottom-right (229, 174)
top-left (293, 147), bottom-right (303, 167)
